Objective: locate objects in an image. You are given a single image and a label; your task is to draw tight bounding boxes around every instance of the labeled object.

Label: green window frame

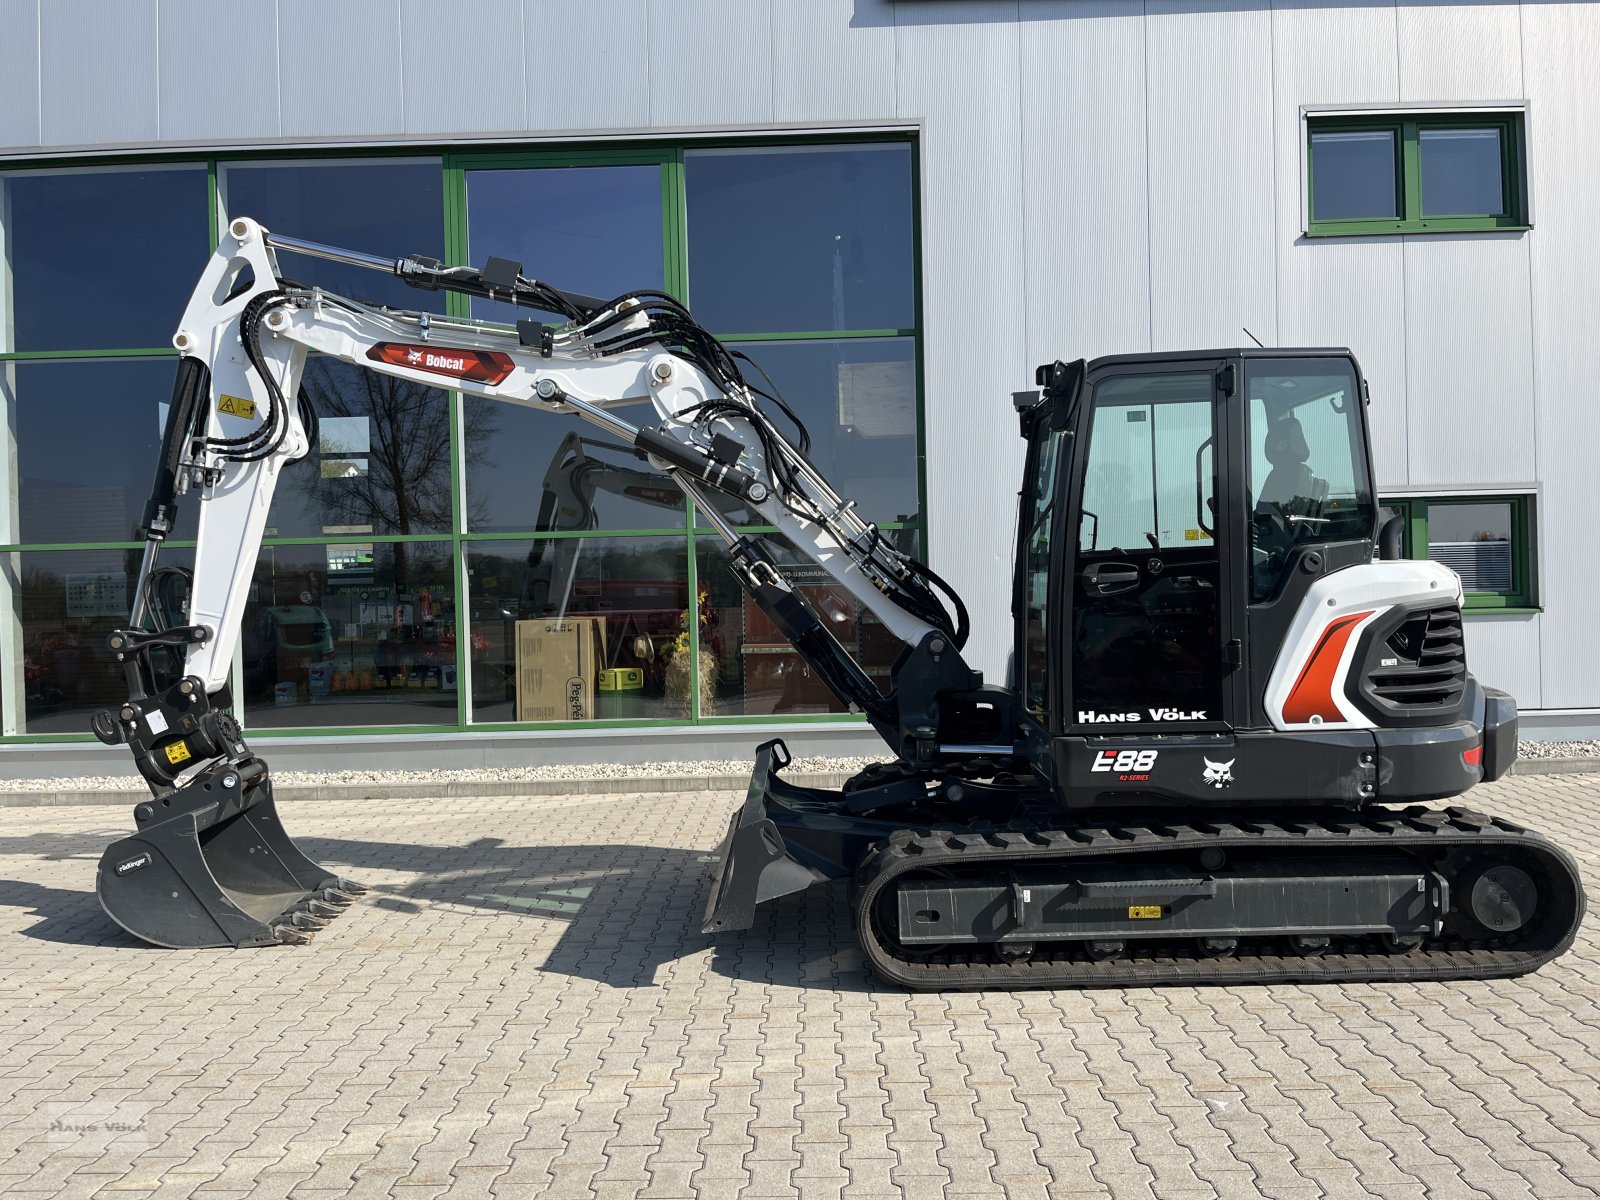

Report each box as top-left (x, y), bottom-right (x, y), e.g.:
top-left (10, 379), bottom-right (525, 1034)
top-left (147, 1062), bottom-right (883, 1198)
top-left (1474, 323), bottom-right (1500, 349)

top-left (0, 136), bottom-right (925, 742)
top-left (1306, 111), bottom-right (1528, 237)
top-left (1382, 494), bottom-right (1538, 612)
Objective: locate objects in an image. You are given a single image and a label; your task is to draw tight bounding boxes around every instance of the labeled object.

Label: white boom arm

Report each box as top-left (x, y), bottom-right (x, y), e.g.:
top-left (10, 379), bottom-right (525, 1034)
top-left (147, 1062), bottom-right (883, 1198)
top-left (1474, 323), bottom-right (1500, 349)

top-left (152, 217), bottom-right (959, 702)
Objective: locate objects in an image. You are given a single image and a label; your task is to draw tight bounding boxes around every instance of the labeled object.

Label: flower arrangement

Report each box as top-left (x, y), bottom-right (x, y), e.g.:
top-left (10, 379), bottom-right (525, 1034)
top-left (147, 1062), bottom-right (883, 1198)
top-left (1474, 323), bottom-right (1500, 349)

top-left (662, 585), bottom-right (718, 717)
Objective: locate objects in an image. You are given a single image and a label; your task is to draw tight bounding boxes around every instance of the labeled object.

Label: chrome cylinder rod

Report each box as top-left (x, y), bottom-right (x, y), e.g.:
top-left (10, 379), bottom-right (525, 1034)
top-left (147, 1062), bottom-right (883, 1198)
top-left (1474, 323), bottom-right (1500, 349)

top-left (264, 232), bottom-right (397, 275)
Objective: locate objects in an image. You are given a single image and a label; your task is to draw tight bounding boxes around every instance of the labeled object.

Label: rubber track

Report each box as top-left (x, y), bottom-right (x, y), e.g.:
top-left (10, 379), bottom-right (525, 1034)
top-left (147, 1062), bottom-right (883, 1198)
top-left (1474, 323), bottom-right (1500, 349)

top-left (852, 806), bottom-right (1586, 990)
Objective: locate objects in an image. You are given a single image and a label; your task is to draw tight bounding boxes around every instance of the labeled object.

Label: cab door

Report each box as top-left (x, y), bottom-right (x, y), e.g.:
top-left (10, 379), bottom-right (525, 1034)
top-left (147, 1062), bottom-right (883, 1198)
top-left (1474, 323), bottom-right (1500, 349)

top-left (1063, 364), bottom-right (1237, 734)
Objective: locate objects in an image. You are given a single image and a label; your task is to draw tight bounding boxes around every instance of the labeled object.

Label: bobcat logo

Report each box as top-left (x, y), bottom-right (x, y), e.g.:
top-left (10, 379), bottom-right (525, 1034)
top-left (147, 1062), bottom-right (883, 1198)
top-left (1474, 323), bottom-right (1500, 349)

top-left (1202, 758), bottom-right (1235, 789)
top-left (406, 347), bottom-right (424, 365)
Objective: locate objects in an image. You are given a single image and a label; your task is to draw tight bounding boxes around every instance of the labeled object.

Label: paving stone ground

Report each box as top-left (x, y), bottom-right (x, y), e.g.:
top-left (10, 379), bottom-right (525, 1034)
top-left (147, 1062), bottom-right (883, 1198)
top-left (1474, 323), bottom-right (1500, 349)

top-left (2, 773), bottom-right (1598, 1200)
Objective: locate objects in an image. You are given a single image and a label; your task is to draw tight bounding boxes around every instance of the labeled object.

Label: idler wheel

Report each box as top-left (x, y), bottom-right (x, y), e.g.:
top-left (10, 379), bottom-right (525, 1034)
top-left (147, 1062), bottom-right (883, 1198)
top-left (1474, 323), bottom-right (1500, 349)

top-left (1466, 864), bottom-right (1538, 935)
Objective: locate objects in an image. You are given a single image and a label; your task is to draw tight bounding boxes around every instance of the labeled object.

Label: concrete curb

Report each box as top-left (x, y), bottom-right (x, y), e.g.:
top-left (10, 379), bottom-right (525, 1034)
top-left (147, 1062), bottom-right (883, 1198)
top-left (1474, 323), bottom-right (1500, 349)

top-left (0, 771), bottom-right (857, 808)
top-left (1508, 756), bottom-right (1600, 777)
top-left (3, 759), bottom-right (1595, 807)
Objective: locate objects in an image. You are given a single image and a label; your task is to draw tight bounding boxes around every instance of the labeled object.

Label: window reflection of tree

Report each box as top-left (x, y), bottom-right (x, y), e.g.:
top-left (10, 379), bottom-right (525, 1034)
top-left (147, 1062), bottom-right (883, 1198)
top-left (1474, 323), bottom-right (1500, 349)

top-left (293, 360), bottom-right (495, 583)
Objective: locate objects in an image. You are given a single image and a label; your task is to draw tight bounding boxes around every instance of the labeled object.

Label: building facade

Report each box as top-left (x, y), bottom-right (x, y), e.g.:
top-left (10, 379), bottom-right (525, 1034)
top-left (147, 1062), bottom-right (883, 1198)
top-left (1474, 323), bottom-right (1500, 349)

top-left (1, 0), bottom-right (1595, 775)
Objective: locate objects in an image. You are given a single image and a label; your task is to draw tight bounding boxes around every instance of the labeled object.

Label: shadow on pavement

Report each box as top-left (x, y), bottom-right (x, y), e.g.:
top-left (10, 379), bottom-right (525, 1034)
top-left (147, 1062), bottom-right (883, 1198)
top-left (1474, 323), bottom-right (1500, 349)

top-left (0, 828), bottom-right (876, 990)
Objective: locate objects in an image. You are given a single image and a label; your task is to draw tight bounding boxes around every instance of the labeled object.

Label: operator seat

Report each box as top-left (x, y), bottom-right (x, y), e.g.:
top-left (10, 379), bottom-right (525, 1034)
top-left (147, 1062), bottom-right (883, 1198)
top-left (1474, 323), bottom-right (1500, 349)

top-left (1252, 416), bottom-right (1326, 598)
top-left (1258, 417), bottom-right (1316, 509)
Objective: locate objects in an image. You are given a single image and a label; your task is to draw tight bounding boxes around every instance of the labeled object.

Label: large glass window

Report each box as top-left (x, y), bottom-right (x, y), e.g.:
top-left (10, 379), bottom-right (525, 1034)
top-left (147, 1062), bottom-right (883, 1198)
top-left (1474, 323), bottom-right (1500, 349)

top-left (464, 163), bottom-right (664, 323)
top-left (467, 537), bottom-right (688, 723)
top-left (220, 160), bottom-right (445, 313)
top-left (0, 166), bottom-right (210, 353)
top-left (267, 358), bottom-right (454, 539)
top-left (685, 144), bottom-right (914, 334)
top-left (240, 540), bottom-right (457, 729)
top-left (696, 537), bottom-right (901, 717)
top-left (0, 138), bottom-right (922, 742)
top-left (694, 338), bottom-right (918, 530)
top-left (1306, 112), bottom-right (1526, 236)
top-left (7, 546), bottom-right (194, 735)
top-left (6, 358), bottom-right (175, 543)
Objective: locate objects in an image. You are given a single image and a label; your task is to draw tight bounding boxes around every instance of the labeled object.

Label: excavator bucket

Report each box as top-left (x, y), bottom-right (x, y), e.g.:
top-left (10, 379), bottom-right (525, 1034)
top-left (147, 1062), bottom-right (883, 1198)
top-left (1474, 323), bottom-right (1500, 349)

top-left (97, 772), bottom-right (364, 948)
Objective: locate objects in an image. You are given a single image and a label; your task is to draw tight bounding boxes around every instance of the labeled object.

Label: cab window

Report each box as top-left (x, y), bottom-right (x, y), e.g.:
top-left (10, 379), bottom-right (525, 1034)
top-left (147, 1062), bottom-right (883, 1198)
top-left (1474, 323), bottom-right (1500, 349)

top-left (1246, 358), bottom-right (1374, 602)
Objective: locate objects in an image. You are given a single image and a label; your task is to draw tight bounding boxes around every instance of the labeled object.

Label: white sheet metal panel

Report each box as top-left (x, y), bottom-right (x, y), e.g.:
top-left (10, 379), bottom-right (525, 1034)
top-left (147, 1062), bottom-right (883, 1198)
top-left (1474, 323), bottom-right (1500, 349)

top-left (1522, 3), bottom-right (1600, 707)
top-left (773, 0), bottom-right (895, 123)
top-left (894, 3), bottom-right (1025, 681)
top-left (400, 0), bottom-right (526, 135)
top-left (0, 0), bottom-right (39, 148)
top-left (1401, 233), bottom-right (1533, 487)
top-left (648, 0), bottom-right (773, 128)
top-left (39, 0), bottom-right (157, 147)
top-left (1271, 2), bottom-right (1407, 485)
top-left (1019, 1), bottom-right (1150, 364)
top-left (1144, 1), bottom-right (1275, 351)
top-left (1397, 3), bottom-right (1523, 102)
top-left (279, 0), bottom-right (404, 138)
top-left (158, 0), bottom-right (279, 141)
top-left (524, 0), bottom-right (649, 130)
top-left (1463, 614), bottom-right (1541, 710)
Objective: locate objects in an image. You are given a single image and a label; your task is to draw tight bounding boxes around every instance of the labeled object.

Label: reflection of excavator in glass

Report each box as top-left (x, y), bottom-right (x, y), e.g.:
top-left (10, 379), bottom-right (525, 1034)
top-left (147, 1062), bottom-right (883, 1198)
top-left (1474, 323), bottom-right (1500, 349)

top-left (90, 218), bottom-right (1584, 988)
top-left (521, 432), bottom-right (683, 621)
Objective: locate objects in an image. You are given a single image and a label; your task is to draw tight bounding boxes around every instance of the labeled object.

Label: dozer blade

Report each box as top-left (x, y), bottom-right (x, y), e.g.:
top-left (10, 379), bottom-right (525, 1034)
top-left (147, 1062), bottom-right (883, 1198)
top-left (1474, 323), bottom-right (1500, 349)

top-left (702, 741), bottom-right (827, 932)
top-left (97, 769), bottom-right (362, 948)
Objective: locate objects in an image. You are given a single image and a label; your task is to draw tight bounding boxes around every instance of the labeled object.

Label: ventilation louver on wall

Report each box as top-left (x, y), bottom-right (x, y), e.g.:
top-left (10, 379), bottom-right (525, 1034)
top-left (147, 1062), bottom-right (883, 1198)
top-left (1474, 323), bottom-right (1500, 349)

top-left (1428, 540), bottom-right (1512, 593)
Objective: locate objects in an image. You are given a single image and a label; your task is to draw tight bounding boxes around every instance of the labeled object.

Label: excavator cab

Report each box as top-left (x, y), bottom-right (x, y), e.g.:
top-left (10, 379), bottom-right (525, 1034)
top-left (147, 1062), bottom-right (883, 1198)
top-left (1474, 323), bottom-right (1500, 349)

top-left (1024, 351), bottom-right (1377, 728)
top-left (1015, 350), bottom-right (1503, 808)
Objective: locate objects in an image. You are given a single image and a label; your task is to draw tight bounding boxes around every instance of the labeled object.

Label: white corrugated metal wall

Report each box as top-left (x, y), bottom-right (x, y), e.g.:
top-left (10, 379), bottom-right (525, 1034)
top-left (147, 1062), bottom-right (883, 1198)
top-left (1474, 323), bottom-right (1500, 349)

top-left (1, 0), bottom-right (1595, 722)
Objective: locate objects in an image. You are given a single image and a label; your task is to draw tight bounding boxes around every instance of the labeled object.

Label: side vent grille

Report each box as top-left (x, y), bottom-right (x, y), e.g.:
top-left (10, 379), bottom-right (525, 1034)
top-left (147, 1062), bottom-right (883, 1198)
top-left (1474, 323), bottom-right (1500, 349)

top-left (1368, 606), bottom-right (1466, 710)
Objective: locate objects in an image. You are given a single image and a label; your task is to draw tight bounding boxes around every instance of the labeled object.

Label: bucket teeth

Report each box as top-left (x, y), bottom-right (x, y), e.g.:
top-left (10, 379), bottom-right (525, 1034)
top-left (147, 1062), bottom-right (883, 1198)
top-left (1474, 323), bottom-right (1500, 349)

top-left (319, 888), bottom-right (357, 906)
top-left (272, 924), bottom-right (313, 945)
top-left (336, 878), bottom-right (370, 896)
top-left (288, 911), bottom-right (330, 930)
top-left (306, 899), bottom-right (343, 918)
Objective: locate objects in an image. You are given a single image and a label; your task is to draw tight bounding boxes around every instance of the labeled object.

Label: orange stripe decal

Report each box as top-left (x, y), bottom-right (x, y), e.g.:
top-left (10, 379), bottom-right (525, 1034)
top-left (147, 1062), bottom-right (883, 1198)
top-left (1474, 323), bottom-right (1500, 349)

top-left (1282, 611), bottom-right (1375, 725)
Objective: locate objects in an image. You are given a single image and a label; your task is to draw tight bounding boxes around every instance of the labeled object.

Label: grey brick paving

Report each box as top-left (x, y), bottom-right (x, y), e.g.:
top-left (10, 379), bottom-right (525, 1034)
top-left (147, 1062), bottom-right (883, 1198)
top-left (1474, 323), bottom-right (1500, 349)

top-left (2, 775), bottom-right (1598, 1199)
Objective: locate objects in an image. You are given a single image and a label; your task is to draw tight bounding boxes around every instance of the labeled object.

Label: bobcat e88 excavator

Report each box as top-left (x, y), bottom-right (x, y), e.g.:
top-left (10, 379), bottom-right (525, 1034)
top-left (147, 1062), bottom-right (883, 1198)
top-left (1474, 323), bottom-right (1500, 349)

top-left (91, 217), bottom-right (1584, 989)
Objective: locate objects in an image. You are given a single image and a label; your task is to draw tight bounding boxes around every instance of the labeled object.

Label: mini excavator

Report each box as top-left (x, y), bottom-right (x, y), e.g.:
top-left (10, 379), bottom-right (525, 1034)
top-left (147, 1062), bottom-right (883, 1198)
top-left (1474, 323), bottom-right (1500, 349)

top-left (92, 218), bottom-right (1584, 988)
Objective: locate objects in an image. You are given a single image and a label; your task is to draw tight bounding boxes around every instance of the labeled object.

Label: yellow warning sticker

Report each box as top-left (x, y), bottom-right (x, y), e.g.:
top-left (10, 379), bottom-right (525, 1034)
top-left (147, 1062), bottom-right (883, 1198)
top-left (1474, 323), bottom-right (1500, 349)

top-left (1127, 905), bottom-right (1163, 920)
top-left (163, 740), bottom-right (192, 765)
top-left (1183, 529), bottom-right (1213, 542)
top-left (218, 393), bottom-right (258, 419)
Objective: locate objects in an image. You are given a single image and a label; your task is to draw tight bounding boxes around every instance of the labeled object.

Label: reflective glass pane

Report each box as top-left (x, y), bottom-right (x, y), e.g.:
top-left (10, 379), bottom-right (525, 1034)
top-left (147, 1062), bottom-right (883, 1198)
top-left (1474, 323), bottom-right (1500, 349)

top-left (1427, 500), bottom-right (1515, 593)
top-left (266, 358), bottom-right (453, 538)
top-left (10, 546), bottom-right (193, 734)
top-left (7, 358), bottom-right (176, 543)
top-left (464, 165), bottom-right (663, 323)
top-left (2, 167), bottom-right (209, 352)
top-left (697, 536), bottom-right (900, 716)
top-left (221, 160), bottom-right (446, 312)
top-left (241, 540), bottom-right (457, 728)
top-left (693, 338), bottom-right (918, 530)
top-left (1309, 129), bottom-right (1399, 221)
top-left (464, 398), bottom-right (685, 533)
top-left (467, 536), bottom-right (689, 723)
top-left (686, 144), bottom-right (914, 334)
top-left (1420, 127), bottom-right (1505, 216)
